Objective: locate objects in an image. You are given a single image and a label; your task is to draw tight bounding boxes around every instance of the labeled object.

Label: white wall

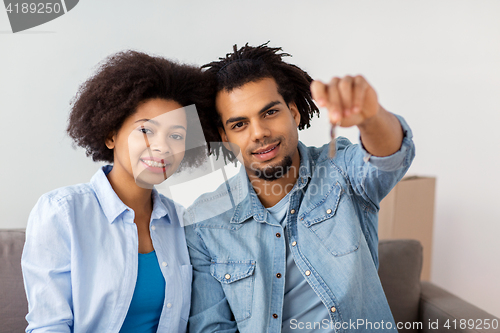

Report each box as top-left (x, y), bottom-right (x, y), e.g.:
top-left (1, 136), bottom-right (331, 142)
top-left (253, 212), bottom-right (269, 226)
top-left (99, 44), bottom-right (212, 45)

top-left (1, 0), bottom-right (499, 318)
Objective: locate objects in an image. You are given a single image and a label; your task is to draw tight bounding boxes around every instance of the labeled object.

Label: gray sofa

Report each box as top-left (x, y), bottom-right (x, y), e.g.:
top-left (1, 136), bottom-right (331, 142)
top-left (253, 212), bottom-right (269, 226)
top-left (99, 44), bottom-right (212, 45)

top-left (1, 230), bottom-right (498, 332)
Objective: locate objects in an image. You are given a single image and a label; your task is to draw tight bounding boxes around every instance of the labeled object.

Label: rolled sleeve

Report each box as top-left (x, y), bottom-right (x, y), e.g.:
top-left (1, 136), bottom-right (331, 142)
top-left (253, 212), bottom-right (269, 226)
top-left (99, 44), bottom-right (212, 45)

top-left (340, 113), bottom-right (415, 209)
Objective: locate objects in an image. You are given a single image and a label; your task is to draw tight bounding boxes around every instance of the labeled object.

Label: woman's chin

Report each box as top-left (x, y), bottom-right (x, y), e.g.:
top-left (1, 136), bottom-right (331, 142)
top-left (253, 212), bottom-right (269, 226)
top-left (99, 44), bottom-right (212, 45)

top-left (133, 170), bottom-right (177, 189)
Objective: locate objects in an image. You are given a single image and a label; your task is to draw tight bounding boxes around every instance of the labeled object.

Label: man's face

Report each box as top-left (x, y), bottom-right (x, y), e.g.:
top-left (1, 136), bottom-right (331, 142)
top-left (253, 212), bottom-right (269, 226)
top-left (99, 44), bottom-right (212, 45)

top-left (216, 77), bottom-right (301, 181)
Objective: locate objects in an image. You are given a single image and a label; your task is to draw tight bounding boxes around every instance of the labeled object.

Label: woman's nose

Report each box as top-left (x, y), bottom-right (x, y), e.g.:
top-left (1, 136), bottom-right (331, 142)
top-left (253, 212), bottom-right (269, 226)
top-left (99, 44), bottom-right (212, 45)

top-left (149, 137), bottom-right (171, 154)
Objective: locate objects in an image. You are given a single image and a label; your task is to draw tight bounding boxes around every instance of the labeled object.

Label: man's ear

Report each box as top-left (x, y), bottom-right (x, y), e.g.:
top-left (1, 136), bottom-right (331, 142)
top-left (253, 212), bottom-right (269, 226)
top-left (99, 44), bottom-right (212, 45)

top-left (105, 132), bottom-right (116, 150)
top-left (288, 102), bottom-right (301, 127)
top-left (218, 127), bottom-right (233, 152)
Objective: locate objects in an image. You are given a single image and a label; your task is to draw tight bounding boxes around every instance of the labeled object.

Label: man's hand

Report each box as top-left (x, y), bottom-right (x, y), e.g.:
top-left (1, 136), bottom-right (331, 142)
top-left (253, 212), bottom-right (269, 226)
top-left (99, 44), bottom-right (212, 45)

top-left (310, 75), bottom-right (379, 127)
top-left (310, 75), bottom-right (404, 157)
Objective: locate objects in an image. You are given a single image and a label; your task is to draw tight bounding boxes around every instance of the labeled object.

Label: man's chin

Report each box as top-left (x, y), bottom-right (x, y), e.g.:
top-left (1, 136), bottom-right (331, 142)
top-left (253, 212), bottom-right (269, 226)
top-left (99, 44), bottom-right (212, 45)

top-left (249, 155), bottom-right (293, 181)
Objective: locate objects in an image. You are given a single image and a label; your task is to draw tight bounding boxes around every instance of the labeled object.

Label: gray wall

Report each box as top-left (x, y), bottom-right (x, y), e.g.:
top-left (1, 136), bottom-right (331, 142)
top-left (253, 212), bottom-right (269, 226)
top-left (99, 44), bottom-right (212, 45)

top-left (1, 0), bottom-right (499, 318)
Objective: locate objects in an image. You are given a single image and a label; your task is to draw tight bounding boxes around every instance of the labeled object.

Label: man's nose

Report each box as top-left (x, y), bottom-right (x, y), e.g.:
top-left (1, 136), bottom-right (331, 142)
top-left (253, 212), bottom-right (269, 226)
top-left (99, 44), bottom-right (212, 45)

top-left (250, 121), bottom-right (271, 141)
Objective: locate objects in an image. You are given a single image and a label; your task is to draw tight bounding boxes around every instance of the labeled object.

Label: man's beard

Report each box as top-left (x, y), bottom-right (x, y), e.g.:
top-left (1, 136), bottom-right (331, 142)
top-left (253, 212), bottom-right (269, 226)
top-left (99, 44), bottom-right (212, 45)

top-left (252, 155), bottom-right (293, 181)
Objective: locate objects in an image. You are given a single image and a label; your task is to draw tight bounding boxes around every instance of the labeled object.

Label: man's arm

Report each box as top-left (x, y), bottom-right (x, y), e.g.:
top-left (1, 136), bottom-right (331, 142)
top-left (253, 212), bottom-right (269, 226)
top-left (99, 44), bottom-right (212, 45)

top-left (357, 106), bottom-right (403, 156)
top-left (310, 75), bottom-right (403, 156)
top-left (310, 74), bottom-right (415, 204)
top-left (311, 75), bottom-right (415, 264)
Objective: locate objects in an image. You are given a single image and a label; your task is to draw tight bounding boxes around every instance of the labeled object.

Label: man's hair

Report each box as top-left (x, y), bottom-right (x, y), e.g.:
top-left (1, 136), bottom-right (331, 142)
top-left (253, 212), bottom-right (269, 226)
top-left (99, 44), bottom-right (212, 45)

top-left (67, 50), bottom-right (209, 169)
top-left (201, 42), bottom-right (320, 162)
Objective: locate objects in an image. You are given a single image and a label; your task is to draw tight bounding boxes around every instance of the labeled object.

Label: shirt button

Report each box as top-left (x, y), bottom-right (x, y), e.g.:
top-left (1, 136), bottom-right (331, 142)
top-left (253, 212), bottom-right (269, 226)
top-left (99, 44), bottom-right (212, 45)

top-left (330, 306), bottom-right (336, 313)
top-left (162, 262), bottom-right (168, 267)
top-left (326, 209), bottom-right (332, 214)
top-left (290, 209), bottom-right (295, 214)
top-left (272, 313), bottom-right (278, 319)
top-left (276, 273), bottom-right (282, 278)
top-left (225, 274), bottom-right (231, 280)
top-left (305, 270), bottom-right (311, 276)
top-left (292, 241), bottom-right (297, 247)
top-left (276, 232), bottom-right (281, 238)
top-left (167, 303), bottom-right (172, 308)
top-left (151, 225), bottom-right (156, 231)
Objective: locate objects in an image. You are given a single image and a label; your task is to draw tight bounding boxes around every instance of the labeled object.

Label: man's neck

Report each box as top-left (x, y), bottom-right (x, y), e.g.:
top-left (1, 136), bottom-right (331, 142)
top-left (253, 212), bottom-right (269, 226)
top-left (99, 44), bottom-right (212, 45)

top-left (247, 149), bottom-right (301, 208)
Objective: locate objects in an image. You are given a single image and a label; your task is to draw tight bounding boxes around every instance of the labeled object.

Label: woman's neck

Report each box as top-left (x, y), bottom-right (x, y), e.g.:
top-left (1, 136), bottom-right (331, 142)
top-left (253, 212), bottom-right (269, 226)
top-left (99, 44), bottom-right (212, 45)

top-left (106, 167), bottom-right (153, 217)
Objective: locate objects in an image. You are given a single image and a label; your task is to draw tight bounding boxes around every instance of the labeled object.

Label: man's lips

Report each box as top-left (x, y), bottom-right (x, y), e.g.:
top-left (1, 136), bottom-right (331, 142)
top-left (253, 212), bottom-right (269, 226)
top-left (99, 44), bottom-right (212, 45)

top-left (251, 142), bottom-right (280, 155)
top-left (251, 142), bottom-right (280, 162)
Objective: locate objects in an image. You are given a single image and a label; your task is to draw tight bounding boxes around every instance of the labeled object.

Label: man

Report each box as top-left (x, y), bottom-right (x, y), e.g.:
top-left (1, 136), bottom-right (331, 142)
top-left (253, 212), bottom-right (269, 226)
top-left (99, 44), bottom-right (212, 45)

top-left (185, 43), bottom-right (415, 332)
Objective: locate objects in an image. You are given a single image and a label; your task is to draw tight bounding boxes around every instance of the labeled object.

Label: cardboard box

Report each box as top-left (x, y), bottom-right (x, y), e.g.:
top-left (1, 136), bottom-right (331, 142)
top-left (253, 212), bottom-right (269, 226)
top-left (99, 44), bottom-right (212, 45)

top-left (378, 176), bottom-right (436, 280)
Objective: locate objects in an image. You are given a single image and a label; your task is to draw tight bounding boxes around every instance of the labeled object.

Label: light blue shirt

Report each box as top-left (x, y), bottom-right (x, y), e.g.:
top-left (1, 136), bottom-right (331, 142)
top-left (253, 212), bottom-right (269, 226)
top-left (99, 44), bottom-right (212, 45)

top-left (267, 193), bottom-right (333, 332)
top-left (185, 114), bottom-right (415, 333)
top-left (22, 166), bottom-right (192, 333)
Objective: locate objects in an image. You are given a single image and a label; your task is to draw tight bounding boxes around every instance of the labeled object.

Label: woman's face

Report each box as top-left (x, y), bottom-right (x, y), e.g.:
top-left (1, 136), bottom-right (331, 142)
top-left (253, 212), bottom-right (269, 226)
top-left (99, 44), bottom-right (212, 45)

top-left (107, 98), bottom-right (187, 188)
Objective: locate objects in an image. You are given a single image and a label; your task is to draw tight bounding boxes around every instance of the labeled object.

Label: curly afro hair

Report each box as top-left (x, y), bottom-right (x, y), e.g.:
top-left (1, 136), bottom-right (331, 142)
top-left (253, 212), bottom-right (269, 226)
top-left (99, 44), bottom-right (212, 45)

top-left (67, 50), bottom-right (209, 169)
top-left (200, 42), bottom-right (320, 162)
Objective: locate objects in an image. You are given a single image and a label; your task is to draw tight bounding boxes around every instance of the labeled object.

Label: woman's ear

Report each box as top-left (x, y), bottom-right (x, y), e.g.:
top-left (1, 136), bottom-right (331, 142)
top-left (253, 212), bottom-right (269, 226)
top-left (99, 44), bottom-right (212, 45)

top-left (105, 132), bottom-right (116, 149)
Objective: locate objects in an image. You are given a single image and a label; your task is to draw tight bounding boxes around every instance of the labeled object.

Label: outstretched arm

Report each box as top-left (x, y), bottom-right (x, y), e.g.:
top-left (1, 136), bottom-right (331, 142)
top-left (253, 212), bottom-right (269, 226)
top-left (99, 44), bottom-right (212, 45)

top-left (311, 75), bottom-right (403, 157)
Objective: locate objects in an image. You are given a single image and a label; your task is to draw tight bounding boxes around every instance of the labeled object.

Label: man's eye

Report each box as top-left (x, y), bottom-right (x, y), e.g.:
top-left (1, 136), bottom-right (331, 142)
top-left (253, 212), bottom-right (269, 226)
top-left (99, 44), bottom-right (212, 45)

top-left (266, 109), bottom-right (279, 116)
top-left (232, 122), bottom-right (244, 129)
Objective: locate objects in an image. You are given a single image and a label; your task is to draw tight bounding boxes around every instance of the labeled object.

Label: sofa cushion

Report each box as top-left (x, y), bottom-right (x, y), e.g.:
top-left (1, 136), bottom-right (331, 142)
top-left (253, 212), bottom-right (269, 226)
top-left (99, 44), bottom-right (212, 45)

top-left (378, 239), bottom-right (423, 333)
top-left (0, 229), bottom-right (28, 332)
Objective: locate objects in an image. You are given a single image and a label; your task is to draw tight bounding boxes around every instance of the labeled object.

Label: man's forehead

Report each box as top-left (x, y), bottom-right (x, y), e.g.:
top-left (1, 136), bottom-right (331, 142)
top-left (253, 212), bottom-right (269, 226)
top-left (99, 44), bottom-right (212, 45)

top-left (216, 78), bottom-right (283, 116)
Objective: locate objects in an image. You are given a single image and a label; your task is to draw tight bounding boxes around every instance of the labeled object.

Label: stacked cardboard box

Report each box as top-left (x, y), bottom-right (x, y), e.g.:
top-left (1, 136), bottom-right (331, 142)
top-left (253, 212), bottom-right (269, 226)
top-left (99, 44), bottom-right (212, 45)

top-left (378, 176), bottom-right (436, 280)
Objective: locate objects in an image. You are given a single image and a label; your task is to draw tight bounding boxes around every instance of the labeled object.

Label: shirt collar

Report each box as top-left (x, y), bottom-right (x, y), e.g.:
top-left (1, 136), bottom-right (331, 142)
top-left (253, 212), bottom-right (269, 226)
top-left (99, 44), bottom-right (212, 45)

top-left (90, 165), bottom-right (169, 224)
top-left (230, 141), bottom-right (312, 224)
top-left (151, 188), bottom-right (170, 222)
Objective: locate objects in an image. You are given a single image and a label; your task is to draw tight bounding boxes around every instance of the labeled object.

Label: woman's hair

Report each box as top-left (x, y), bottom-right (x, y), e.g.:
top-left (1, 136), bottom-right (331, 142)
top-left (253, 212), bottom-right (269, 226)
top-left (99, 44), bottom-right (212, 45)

top-left (200, 42), bottom-right (320, 162)
top-left (67, 50), bottom-right (209, 169)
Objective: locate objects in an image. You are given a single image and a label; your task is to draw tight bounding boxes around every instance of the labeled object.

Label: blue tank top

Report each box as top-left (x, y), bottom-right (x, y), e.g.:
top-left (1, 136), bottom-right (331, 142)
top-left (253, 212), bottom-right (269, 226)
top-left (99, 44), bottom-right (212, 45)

top-left (120, 250), bottom-right (166, 333)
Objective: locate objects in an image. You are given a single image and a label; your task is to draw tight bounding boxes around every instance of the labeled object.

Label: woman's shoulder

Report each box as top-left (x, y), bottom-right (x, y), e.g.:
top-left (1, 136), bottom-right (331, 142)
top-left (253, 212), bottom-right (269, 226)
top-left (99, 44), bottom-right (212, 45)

top-left (27, 183), bottom-right (98, 233)
top-left (31, 183), bottom-right (100, 222)
top-left (39, 182), bottom-right (96, 206)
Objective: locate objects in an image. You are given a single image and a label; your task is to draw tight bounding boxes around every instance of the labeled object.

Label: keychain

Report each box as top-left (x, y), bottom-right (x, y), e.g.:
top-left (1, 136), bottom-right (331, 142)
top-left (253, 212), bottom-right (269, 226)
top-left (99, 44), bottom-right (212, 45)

top-left (329, 122), bottom-right (338, 158)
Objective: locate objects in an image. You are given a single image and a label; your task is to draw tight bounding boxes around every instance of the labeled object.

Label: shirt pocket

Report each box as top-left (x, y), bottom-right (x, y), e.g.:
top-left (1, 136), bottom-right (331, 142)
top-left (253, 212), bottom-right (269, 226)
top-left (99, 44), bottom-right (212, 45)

top-left (210, 260), bottom-right (256, 322)
top-left (179, 264), bottom-right (193, 322)
top-left (300, 182), bottom-right (361, 257)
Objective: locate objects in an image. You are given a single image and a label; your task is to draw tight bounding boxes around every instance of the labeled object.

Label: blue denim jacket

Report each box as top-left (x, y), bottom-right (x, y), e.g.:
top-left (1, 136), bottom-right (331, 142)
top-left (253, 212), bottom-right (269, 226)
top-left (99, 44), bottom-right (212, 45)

top-left (185, 115), bottom-right (415, 333)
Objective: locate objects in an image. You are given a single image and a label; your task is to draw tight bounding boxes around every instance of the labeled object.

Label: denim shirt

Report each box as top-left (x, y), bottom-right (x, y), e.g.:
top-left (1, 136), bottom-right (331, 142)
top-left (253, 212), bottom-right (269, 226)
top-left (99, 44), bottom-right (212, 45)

top-left (22, 166), bottom-right (192, 333)
top-left (185, 115), bottom-right (415, 333)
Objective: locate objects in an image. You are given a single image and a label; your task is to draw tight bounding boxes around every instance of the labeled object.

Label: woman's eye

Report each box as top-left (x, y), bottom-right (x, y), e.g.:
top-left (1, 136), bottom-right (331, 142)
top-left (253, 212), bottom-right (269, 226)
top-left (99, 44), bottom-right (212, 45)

top-left (139, 127), bottom-right (153, 134)
top-left (170, 133), bottom-right (185, 140)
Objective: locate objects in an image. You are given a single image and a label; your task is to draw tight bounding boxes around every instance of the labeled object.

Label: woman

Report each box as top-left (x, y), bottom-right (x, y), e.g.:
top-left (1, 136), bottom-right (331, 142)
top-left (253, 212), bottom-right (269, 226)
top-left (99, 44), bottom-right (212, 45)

top-left (21, 51), bottom-right (207, 332)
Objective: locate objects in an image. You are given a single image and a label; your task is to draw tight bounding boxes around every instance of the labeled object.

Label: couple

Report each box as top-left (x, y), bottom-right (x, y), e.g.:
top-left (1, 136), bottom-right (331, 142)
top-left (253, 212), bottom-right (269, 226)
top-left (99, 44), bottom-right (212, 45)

top-left (22, 43), bottom-right (415, 332)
